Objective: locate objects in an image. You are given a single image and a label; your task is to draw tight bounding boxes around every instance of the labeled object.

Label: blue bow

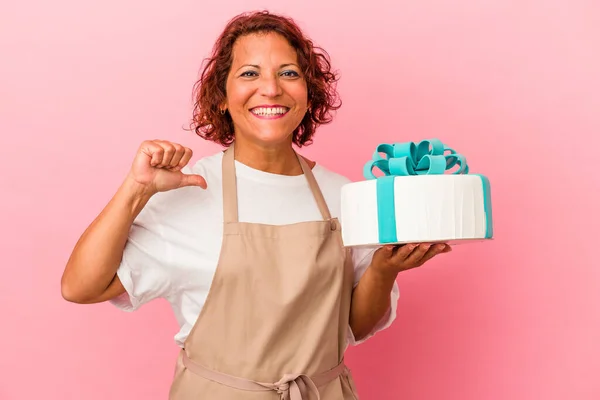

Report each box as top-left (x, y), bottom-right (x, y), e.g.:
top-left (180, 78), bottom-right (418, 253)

top-left (363, 139), bottom-right (469, 180)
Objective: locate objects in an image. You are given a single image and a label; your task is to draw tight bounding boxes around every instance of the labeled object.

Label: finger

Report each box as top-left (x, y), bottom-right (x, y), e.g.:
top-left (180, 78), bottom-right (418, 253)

top-left (175, 147), bottom-right (193, 171)
top-left (146, 142), bottom-right (164, 167)
top-left (167, 143), bottom-right (186, 169)
top-left (388, 243), bottom-right (418, 263)
top-left (403, 243), bottom-right (433, 265)
top-left (155, 140), bottom-right (176, 168)
top-left (418, 243), bottom-right (447, 265)
top-left (179, 173), bottom-right (207, 189)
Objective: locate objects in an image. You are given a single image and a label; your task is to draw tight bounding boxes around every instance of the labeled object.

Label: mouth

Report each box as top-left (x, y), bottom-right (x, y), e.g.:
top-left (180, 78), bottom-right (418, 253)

top-left (249, 105), bottom-right (290, 120)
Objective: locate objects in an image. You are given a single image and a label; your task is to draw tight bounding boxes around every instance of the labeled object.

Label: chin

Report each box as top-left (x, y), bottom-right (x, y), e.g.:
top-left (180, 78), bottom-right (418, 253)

top-left (246, 127), bottom-right (294, 145)
top-left (253, 134), bottom-right (293, 146)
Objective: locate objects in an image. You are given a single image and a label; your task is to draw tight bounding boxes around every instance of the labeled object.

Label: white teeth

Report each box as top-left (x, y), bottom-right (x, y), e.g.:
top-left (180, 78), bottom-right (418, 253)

top-left (251, 107), bottom-right (288, 116)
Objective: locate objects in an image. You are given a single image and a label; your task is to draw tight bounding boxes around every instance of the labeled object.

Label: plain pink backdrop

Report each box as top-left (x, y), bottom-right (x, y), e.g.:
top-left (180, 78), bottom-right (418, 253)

top-left (1, 0), bottom-right (599, 399)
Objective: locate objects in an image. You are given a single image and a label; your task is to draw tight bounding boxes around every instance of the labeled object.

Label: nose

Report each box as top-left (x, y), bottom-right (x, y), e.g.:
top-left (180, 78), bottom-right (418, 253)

top-left (259, 74), bottom-right (283, 98)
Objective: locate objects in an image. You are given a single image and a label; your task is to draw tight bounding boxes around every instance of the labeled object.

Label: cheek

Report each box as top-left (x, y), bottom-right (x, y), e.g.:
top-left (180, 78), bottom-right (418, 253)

top-left (225, 81), bottom-right (250, 109)
top-left (296, 87), bottom-right (309, 109)
top-left (294, 93), bottom-right (309, 114)
top-left (294, 82), bottom-right (308, 99)
top-left (227, 90), bottom-right (245, 109)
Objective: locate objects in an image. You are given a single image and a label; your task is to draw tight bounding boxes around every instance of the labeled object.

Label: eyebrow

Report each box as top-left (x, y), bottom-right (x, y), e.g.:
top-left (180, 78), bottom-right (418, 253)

top-left (235, 63), bottom-right (299, 72)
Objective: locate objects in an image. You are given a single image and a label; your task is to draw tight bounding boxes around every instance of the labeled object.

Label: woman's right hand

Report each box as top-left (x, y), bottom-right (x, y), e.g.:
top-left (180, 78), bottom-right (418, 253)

top-left (126, 140), bottom-right (207, 196)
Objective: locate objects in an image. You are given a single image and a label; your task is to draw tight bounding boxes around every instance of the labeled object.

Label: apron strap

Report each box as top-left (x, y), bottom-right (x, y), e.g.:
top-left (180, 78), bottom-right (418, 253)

top-left (221, 143), bottom-right (332, 223)
top-left (222, 145), bottom-right (238, 224)
top-left (295, 153), bottom-right (332, 221)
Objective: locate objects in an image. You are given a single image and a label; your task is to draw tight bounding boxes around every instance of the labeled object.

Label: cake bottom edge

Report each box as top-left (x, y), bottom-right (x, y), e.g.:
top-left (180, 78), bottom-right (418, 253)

top-left (342, 237), bottom-right (494, 248)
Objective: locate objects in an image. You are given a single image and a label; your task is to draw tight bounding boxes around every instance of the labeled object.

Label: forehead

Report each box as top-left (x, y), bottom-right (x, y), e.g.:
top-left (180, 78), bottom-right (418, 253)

top-left (231, 32), bottom-right (298, 66)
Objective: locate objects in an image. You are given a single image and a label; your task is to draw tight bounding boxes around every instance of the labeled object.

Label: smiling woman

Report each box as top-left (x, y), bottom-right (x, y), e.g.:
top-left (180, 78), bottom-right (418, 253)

top-left (222, 32), bottom-right (311, 155)
top-left (190, 11), bottom-right (341, 154)
top-left (58, 9), bottom-right (444, 400)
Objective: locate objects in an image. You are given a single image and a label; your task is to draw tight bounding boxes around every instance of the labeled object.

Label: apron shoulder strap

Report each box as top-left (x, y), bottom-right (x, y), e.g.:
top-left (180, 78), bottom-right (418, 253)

top-left (296, 153), bottom-right (332, 221)
top-left (222, 146), bottom-right (238, 223)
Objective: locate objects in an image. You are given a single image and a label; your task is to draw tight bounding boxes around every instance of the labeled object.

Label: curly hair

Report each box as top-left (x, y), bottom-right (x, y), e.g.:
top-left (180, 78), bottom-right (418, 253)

top-left (188, 10), bottom-right (341, 147)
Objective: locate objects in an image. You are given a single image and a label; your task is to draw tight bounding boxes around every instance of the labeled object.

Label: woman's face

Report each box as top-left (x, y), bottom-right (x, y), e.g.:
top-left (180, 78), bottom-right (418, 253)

top-left (224, 32), bottom-right (309, 147)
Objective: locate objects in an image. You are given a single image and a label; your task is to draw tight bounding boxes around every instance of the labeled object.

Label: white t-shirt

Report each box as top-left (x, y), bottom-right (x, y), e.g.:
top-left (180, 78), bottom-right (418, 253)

top-left (110, 151), bottom-right (399, 348)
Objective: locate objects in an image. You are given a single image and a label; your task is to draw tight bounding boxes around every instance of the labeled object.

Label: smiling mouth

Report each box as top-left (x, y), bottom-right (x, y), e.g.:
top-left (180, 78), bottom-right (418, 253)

top-left (250, 106), bottom-right (290, 119)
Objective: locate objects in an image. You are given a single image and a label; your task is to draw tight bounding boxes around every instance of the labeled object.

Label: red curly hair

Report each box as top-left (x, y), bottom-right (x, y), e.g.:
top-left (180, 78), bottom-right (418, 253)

top-left (189, 10), bottom-right (341, 147)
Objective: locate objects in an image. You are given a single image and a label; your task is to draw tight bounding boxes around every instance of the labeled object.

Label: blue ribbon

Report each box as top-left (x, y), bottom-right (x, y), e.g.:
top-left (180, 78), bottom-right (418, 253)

top-left (363, 138), bottom-right (469, 179)
top-left (363, 139), bottom-right (470, 243)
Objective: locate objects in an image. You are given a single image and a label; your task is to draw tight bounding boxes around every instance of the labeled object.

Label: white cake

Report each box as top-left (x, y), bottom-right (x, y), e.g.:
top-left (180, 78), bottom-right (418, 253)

top-left (340, 139), bottom-right (493, 247)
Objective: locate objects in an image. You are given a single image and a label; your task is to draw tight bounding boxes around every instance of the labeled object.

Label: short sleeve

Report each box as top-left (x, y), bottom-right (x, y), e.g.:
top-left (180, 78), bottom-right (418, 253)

top-left (346, 245), bottom-right (400, 346)
top-left (109, 194), bottom-right (174, 312)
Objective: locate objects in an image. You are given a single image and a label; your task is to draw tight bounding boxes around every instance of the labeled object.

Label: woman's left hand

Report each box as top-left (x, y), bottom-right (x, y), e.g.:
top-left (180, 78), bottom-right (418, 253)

top-left (370, 242), bottom-right (452, 277)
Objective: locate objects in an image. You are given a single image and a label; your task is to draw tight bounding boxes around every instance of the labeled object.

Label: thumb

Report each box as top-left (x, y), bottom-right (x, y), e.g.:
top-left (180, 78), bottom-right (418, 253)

top-left (179, 173), bottom-right (207, 189)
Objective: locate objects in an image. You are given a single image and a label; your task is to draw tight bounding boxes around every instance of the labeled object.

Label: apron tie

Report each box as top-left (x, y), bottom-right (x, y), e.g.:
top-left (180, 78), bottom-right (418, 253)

top-left (267, 373), bottom-right (319, 399)
top-left (182, 351), bottom-right (346, 400)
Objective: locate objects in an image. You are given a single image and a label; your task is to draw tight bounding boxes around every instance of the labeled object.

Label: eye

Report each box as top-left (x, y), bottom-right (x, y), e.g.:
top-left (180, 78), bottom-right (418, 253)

top-left (240, 70), bottom-right (258, 77)
top-left (281, 70), bottom-right (300, 78)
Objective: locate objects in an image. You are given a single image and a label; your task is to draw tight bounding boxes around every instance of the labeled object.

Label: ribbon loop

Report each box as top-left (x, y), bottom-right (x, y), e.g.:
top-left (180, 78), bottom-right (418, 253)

top-left (364, 139), bottom-right (469, 179)
top-left (269, 373), bottom-right (320, 400)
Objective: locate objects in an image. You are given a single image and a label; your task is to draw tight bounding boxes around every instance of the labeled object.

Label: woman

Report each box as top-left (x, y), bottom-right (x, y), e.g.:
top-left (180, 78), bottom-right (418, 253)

top-left (61, 10), bottom-right (450, 399)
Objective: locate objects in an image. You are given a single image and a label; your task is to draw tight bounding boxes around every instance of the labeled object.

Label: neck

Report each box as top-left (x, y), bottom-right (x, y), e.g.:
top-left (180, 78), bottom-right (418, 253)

top-left (232, 136), bottom-right (306, 176)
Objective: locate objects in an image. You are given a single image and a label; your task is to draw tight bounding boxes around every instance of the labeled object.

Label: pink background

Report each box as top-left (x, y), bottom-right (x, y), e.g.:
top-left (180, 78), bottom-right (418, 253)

top-left (2, 0), bottom-right (599, 399)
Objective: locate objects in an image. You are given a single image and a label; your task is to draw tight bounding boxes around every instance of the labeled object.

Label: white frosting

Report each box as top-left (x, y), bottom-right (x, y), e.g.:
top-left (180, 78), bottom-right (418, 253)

top-left (340, 175), bottom-right (491, 246)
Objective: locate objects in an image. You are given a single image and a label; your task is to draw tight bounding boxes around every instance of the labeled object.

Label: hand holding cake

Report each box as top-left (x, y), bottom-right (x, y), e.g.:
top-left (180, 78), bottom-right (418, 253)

top-left (371, 242), bottom-right (452, 276)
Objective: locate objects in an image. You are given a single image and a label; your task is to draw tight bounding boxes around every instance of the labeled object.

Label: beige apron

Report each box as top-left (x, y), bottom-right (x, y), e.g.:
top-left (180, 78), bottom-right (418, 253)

top-left (169, 144), bottom-right (360, 399)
